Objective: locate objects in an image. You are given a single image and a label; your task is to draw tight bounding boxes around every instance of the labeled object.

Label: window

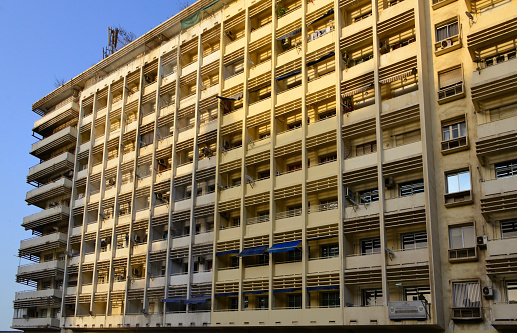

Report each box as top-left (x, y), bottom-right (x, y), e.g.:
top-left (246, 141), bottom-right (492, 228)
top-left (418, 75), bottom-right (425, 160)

top-left (359, 188), bottom-right (379, 204)
top-left (288, 162), bottom-right (302, 172)
top-left (319, 154), bottom-right (337, 164)
top-left (404, 286), bottom-right (431, 303)
top-left (231, 217), bottom-right (241, 227)
top-left (361, 238), bottom-right (381, 255)
top-left (452, 282), bottom-right (481, 308)
top-left (321, 292), bottom-right (340, 307)
top-left (507, 281), bottom-right (517, 303)
top-left (399, 179), bottom-right (424, 196)
top-left (321, 244), bottom-right (339, 258)
top-left (230, 256), bottom-right (239, 268)
top-left (319, 198), bottom-right (338, 211)
top-left (229, 297), bottom-right (238, 310)
top-left (257, 253), bottom-right (269, 265)
top-left (362, 289), bottom-right (383, 306)
top-left (446, 170), bottom-right (471, 194)
top-left (258, 170), bottom-right (270, 179)
top-left (436, 20), bottom-right (459, 42)
top-left (449, 225), bottom-right (475, 249)
top-left (44, 254), bottom-right (54, 262)
top-left (287, 294), bottom-right (302, 309)
top-left (501, 219), bottom-right (517, 239)
top-left (287, 248), bottom-right (302, 262)
top-left (243, 296), bottom-right (249, 309)
top-left (495, 160), bottom-right (517, 179)
top-left (438, 67), bottom-right (463, 100)
top-left (443, 121), bottom-right (466, 141)
top-left (258, 296), bottom-right (269, 309)
top-left (356, 141), bottom-right (377, 156)
top-left (401, 231), bottom-right (428, 249)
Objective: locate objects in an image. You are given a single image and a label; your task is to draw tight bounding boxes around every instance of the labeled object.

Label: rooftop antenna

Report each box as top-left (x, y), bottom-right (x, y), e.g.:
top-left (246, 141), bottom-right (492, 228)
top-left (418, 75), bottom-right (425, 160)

top-left (103, 27), bottom-right (119, 59)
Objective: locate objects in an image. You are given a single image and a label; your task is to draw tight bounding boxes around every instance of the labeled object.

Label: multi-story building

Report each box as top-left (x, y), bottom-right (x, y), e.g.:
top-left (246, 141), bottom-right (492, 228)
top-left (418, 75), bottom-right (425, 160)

top-left (13, 0), bottom-right (517, 331)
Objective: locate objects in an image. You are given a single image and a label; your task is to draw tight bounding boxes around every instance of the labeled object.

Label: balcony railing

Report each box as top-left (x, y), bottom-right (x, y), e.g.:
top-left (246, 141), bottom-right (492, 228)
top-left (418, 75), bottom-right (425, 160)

top-left (276, 208), bottom-right (302, 220)
top-left (308, 201), bottom-right (338, 214)
top-left (438, 82), bottom-right (464, 102)
top-left (247, 215), bottom-right (270, 225)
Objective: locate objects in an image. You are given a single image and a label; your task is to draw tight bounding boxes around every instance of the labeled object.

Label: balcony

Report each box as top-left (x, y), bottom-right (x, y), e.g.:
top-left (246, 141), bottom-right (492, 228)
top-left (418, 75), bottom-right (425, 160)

top-left (19, 232), bottom-right (67, 256)
top-left (16, 260), bottom-right (65, 284)
top-left (33, 99), bottom-right (79, 136)
top-left (15, 288), bottom-right (62, 301)
top-left (30, 126), bottom-right (77, 159)
top-left (492, 303), bottom-right (517, 328)
top-left (12, 317), bottom-right (60, 330)
top-left (22, 205), bottom-right (69, 231)
top-left (25, 178), bottom-right (72, 208)
top-left (27, 152), bottom-right (75, 185)
top-left (482, 176), bottom-right (517, 197)
top-left (487, 237), bottom-right (517, 257)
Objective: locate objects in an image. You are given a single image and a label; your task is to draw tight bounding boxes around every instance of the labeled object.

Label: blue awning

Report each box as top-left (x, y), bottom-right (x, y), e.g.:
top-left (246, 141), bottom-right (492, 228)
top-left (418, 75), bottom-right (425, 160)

top-left (162, 298), bottom-right (184, 303)
top-left (243, 290), bottom-right (268, 295)
top-left (306, 51), bottom-right (335, 67)
top-left (184, 296), bottom-right (211, 304)
top-left (307, 8), bottom-right (334, 26)
top-left (276, 69), bottom-right (302, 81)
top-left (237, 245), bottom-right (268, 257)
top-left (273, 288), bottom-right (302, 294)
top-left (307, 285), bottom-right (340, 292)
top-left (267, 240), bottom-right (302, 254)
top-left (277, 28), bottom-right (302, 41)
top-left (216, 249), bottom-right (239, 256)
top-left (215, 292), bottom-right (238, 297)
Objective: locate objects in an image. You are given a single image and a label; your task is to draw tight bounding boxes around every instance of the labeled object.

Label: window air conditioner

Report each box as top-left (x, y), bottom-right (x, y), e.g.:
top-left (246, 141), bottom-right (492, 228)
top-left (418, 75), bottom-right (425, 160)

top-left (441, 39), bottom-right (452, 49)
top-left (344, 188), bottom-right (355, 200)
top-left (134, 235), bottom-right (142, 243)
top-left (132, 268), bottom-right (140, 275)
top-left (482, 286), bottom-right (493, 298)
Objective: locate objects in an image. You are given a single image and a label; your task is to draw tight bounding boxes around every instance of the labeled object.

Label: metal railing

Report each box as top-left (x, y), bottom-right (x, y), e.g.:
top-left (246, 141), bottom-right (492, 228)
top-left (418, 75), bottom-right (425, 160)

top-left (438, 82), bottom-right (463, 100)
top-left (247, 215), bottom-right (270, 225)
top-left (276, 208), bottom-right (302, 220)
top-left (308, 201), bottom-right (338, 214)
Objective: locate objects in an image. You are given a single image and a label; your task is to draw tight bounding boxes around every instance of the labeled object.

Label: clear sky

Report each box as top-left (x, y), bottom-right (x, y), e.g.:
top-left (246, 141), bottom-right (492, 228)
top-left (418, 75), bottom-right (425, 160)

top-left (0, 1), bottom-right (185, 330)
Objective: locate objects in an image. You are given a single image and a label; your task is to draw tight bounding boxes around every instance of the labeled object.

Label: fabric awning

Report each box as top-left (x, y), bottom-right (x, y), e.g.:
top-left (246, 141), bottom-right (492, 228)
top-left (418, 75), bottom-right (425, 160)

top-left (267, 240), bottom-right (302, 253)
top-left (242, 290), bottom-right (268, 295)
top-left (307, 8), bottom-right (334, 26)
top-left (307, 285), bottom-right (339, 292)
top-left (215, 292), bottom-right (238, 297)
top-left (379, 68), bottom-right (417, 85)
top-left (307, 51), bottom-right (335, 67)
top-left (216, 249), bottom-right (239, 256)
top-left (181, 0), bottom-right (220, 29)
top-left (341, 83), bottom-right (374, 97)
top-left (237, 245), bottom-right (268, 257)
top-left (276, 69), bottom-right (302, 81)
top-left (273, 288), bottom-right (302, 294)
top-left (277, 28), bottom-right (302, 41)
top-left (184, 296), bottom-right (211, 304)
top-left (216, 92), bottom-right (243, 101)
top-left (162, 298), bottom-right (184, 303)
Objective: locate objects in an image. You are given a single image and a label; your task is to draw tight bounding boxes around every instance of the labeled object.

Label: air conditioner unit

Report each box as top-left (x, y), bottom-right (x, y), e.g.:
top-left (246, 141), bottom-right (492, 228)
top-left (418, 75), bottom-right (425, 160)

top-left (157, 158), bottom-right (166, 166)
top-left (132, 268), bottom-right (140, 275)
top-left (345, 188), bottom-right (355, 200)
top-left (477, 235), bottom-right (488, 247)
top-left (156, 192), bottom-right (163, 201)
top-left (49, 201), bottom-right (58, 208)
top-left (385, 177), bottom-right (396, 189)
top-left (342, 51), bottom-right (349, 64)
top-left (388, 301), bottom-right (427, 320)
top-left (482, 286), bottom-right (494, 298)
top-left (141, 308), bottom-right (148, 315)
top-left (380, 40), bottom-right (389, 53)
top-left (441, 39), bottom-right (452, 49)
top-left (222, 140), bottom-right (230, 150)
top-left (134, 235), bottom-right (142, 243)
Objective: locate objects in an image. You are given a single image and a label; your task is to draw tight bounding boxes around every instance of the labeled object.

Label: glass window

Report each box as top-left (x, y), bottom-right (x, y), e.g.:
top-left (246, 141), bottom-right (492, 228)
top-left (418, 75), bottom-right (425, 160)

top-left (319, 154), bottom-right (337, 164)
top-left (356, 141), bottom-right (377, 156)
top-left (501, 219), bottom-right (517, 239)
top-left (452, 282), bottom-right (480, 308)
top-left (362, 289), bottom-right (383, 306)
top-left (401, 231), bottom-right (428, 249)
top-left (231, 217), bottom-right (240, 227)
top-left (399, 179), bottom-right (425, 196)
top-left (443, 121), bottom-right (466, 141)
top-left (287, 248), bottom-right (303, 262)
top-left (257, 253), bottom-right (269, 265)
top-left (404, 286), bottom-right (431, 303)
top-left (449, 225), bottom-right (475, 249)
top-left (321, 292), bottom-right (340, 307)
top-left (436, 21), bottom-right (459, 42)
top-left (495, 160), bottom-right (517, 179)
top-left (446, 170), bottom-right (471, 193)
top-left (359, 188), bottom-right (379, 204)
top-left (361, 238), bottom-right (381, 255)
top-left (507, 281), bottom-right (517, 303)
top-left (229, 297), bottom-right (238, 310)
top-left (321, 244), bottom-right (339, 258)
top-left (230, 256), bottom-right (239, 268)
top-left (258, 296), bottom-right (269, 309)
top-left (320, 199), bottom-right (338, 211)
top-left (288, 294), bottom-right (302, 308)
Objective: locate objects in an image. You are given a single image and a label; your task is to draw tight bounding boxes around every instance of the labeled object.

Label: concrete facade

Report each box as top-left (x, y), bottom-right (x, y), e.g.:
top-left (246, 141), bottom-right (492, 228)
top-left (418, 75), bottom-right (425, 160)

top-left (14, 0), bottom-right (517, 332)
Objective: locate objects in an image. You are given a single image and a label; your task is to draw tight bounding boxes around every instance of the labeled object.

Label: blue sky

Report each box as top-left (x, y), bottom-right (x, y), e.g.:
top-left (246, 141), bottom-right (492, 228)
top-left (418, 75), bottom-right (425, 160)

top-left (0, 1), bottom-right (184, 329)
